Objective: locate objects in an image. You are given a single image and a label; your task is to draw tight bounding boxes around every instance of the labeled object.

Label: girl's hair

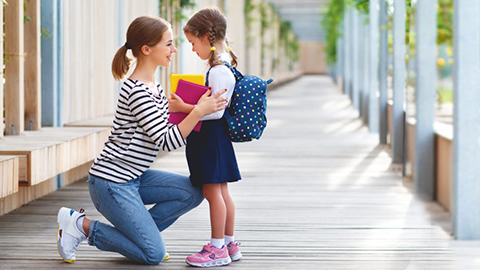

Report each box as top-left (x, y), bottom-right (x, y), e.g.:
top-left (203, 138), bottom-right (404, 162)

top-left (183, 7), bottom-right (238, 68)
top-left (112, 16), bottom-right (171, 81)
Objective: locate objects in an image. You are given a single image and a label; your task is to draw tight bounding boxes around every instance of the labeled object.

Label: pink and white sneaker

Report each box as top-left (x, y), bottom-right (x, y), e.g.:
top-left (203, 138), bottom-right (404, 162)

top-left (227, 241), bottom-right (242, 261)
top-left (186, 243), bottom-right (231, 267)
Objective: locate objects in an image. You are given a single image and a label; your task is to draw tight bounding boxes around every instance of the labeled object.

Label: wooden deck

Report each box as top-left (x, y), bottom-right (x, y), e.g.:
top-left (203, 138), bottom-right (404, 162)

top-left (0, 75), bottom-right (478, 269)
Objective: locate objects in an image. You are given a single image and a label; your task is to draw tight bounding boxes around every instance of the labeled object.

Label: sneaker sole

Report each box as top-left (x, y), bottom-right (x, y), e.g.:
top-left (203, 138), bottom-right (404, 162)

top-left (230, 251), bottom-right (242, 261)
top-left (186, 256), bottom-right (232, 268)
top-left (57, 207), bottom-right (75, 263)
top-left (57, 223), bottom-right (75, 263)
top-left (163, 253), bottom-right (170, 262)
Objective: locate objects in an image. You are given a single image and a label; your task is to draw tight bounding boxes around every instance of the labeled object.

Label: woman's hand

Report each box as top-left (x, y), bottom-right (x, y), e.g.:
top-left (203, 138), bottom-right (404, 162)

top-left (168, 93), bottom-right (187, 113)
top-left (194, 89), bottom-right (228, 116)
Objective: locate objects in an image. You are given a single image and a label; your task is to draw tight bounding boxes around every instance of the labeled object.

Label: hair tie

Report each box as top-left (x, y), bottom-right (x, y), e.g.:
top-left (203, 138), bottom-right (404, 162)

top-left (124, 42), bottom-right (131, 50)
top-left (210, 46), bottom-right (216, 51)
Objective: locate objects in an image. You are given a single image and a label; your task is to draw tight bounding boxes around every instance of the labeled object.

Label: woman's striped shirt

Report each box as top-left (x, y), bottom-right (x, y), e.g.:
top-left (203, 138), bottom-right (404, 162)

top-left (89, 79), bottom-right (186, 183)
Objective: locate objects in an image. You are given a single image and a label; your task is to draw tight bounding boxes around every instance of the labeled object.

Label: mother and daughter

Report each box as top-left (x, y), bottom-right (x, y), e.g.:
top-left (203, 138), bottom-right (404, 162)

top-left (57, 7), bottom-right (243, 268)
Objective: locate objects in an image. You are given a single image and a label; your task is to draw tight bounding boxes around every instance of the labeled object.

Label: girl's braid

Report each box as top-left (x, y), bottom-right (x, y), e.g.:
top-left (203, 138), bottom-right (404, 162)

top-left (208, 27), bottom-right (216, 46)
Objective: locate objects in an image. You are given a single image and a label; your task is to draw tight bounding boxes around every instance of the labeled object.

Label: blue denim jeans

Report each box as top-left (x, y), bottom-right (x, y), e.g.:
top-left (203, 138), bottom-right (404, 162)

top-left (87, 169), bottom-right (203, 265)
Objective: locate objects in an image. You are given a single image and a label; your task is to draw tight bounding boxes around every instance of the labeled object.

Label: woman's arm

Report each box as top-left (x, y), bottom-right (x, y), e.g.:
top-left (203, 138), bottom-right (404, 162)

top-left (168, 92), bottom-right (195, 113)
top-left (128, 86), bottom-right (226, 151)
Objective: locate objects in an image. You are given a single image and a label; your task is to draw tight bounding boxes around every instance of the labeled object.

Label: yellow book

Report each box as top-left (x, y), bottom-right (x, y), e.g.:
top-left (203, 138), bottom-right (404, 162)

top-left (170, 74), bottom-right (205, 93)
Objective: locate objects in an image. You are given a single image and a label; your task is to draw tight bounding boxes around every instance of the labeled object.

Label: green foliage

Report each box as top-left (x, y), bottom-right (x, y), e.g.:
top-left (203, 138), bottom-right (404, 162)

top-left (405, 0), bottom-right (452, 60)
top-left (437, 86), bottom-right (453, 104)
top-left (259, 2), bottom-right (269, 75)
top-left (41, 27), bottom-right (52, 38)
top-left (24, 0), bottom-right (32, 24)
top-left (288, 37), bottom-right (300, 62)
top-left (279, 20), bottom-right (292, 46)
top-left (278, 20), bottom-right (299, 70)
top-left (406, 0), bottom-right (412, 45)
top-left (258, 2), bottom-right (299, 71)
top-left (158, 0), bottom-right (195, 46)
top-left (321, 0), bottom-right (345, 64)
top-left (174, 0), bottom-right (196, 22)
top-left (158, 0), bottom-right (195, 21)
top-left (349, 0), bottom-right (369, 14)
top-left (437, 0), bottom-right (453, 45)
top-left (259, 2), bottom-right (268, 35)
top-left (244, 0), bottom-right (256, 30)
top-left (244, 0), bottom-right (256, 46)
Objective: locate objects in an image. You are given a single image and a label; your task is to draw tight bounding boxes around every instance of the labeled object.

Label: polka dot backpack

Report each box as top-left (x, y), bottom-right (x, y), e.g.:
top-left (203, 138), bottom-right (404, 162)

top-left (206, 62), bottom-right (273, 142)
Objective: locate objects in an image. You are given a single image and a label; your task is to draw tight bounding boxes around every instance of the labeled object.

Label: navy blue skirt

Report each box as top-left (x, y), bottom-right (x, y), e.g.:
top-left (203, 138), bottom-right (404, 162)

top-left (186, 118), bottom-right (241, 187)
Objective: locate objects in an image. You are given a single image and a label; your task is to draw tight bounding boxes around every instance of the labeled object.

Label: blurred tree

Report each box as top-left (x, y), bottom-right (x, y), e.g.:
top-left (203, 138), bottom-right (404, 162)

top-left (321, 0), bottom-right (345, 64)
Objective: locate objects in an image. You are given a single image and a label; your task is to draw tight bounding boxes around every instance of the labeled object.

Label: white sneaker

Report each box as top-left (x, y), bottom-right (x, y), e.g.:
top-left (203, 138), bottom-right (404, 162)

top-left (57, 207), bottom-right (87, 263)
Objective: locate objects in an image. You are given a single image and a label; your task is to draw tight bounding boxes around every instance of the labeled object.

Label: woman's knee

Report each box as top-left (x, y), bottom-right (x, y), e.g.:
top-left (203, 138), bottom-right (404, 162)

top-left (192, 186), bottom-right (204, 206)
top-left (142, 243), bottom-right (166, 265)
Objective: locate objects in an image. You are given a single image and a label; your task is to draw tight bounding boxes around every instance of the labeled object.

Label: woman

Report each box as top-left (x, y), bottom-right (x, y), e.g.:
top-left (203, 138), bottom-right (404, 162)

top-left (56, 15), bottom-right (227, 265)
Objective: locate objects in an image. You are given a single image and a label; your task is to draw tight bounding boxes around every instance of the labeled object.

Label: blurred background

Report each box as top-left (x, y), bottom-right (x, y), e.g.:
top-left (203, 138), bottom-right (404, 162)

top-left (1, 1), bottom-right (480, 268)
top-left (0, 0), bottom-right (325, 216)
top-left (1, 0), bottom-right (479, 244)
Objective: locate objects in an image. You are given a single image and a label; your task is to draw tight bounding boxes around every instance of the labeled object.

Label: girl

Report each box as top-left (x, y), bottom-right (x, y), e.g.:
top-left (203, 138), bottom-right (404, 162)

top-left (169, 7), bottom-right (242, 268)
top-left (56, 16), bottom-right (227, 265)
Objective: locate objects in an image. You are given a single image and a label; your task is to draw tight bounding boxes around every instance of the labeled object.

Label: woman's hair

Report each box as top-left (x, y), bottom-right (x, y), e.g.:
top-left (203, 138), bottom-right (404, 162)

top-left (112, 16), bottom-right (171, 81)
top-left (183, 7), bottom-right (238, 68)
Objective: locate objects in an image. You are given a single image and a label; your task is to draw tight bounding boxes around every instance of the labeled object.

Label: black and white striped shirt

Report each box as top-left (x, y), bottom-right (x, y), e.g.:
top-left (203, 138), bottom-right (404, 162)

top-left (89, 79), bottom-right (186, 183)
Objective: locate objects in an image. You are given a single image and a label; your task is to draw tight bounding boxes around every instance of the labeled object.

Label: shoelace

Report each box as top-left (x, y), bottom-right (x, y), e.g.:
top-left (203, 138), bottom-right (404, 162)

top-left (198, 245), bottom-right (212, 255)
top-left (228, 241), bottom-right (241, 247)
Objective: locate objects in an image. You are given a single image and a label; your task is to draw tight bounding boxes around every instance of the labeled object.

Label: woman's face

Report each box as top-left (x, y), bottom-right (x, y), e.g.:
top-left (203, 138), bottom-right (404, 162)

top-left (184, 31), bottom-right (211, 60)
top-left (150, 27), bottom-right (177, 67)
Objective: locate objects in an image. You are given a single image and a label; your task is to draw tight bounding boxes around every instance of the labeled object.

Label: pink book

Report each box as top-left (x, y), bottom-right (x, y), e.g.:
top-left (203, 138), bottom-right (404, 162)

top-left (168, 79), bottom-right (209, 132)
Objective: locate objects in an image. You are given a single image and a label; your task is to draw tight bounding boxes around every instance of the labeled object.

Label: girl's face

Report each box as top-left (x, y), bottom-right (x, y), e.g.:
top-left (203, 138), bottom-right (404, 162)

top-left (149, 27), bottom-right (177, 67)
top-left (184, 31), bottom-right (211, 60)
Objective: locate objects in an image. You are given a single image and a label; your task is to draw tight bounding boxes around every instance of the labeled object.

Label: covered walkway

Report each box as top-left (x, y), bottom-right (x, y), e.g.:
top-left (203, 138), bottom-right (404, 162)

top-left (1, 76), bottom-right (476, 269)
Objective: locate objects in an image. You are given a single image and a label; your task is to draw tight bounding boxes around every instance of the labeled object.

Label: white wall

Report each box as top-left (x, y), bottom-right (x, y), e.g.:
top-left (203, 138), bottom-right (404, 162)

top-left (61, 0), bottom-right (158, 123)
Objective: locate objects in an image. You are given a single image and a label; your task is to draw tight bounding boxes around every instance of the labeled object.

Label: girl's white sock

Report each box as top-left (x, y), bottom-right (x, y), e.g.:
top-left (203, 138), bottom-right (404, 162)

top-left (224, 235), bottom-right (235, 245)
top-left (210, 238), bottom-right (224, 249)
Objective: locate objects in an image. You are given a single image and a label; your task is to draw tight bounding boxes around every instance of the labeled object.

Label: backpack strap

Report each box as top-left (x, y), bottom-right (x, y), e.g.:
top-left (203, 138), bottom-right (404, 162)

top-left (205, 61), bottom-right (242, 87)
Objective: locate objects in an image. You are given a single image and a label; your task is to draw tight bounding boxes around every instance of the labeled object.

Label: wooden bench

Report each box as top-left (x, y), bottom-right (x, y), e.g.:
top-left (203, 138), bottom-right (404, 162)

top-left (64, 115), bottom-right (114, 128)
top-left (0, 156), bottom-right (19, 198)
top-left (0, 127), bottom-right (110, 186)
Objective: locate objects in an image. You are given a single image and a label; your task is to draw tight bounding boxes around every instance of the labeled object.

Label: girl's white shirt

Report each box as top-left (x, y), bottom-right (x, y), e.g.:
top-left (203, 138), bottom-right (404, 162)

top-left (200, 52), bottom-right (236, 121)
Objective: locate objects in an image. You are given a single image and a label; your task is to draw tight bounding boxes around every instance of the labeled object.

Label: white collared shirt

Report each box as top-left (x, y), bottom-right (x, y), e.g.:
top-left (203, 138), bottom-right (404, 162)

top-left (201, 52), bottom-right (236, 121)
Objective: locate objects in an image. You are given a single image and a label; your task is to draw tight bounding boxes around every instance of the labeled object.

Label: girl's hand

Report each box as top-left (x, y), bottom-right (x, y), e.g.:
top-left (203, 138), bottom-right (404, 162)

top-left (194, 89), bottom-right (228, 116)
top-left (168, 93), bottom-right (186, 113)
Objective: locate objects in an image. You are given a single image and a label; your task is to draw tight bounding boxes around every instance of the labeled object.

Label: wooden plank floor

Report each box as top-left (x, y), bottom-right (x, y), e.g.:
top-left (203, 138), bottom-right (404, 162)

top-left (0, 75), bottom-right (478, 269)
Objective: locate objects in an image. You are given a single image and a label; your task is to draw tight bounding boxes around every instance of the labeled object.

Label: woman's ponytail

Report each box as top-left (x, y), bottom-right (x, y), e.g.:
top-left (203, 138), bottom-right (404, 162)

top-left (111, 45), bottom-right (131, 81)
top-left (111, 16), bottom-right (170, 81)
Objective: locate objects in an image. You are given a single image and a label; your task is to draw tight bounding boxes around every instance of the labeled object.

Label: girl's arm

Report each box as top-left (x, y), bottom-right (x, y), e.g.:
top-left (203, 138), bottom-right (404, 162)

top-left (200, 67), bottom-right (235, 121)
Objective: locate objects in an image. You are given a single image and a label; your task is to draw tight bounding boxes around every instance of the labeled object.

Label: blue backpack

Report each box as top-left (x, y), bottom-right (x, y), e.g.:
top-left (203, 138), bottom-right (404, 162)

top-left (206, 62), bottom-right (273, 142)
